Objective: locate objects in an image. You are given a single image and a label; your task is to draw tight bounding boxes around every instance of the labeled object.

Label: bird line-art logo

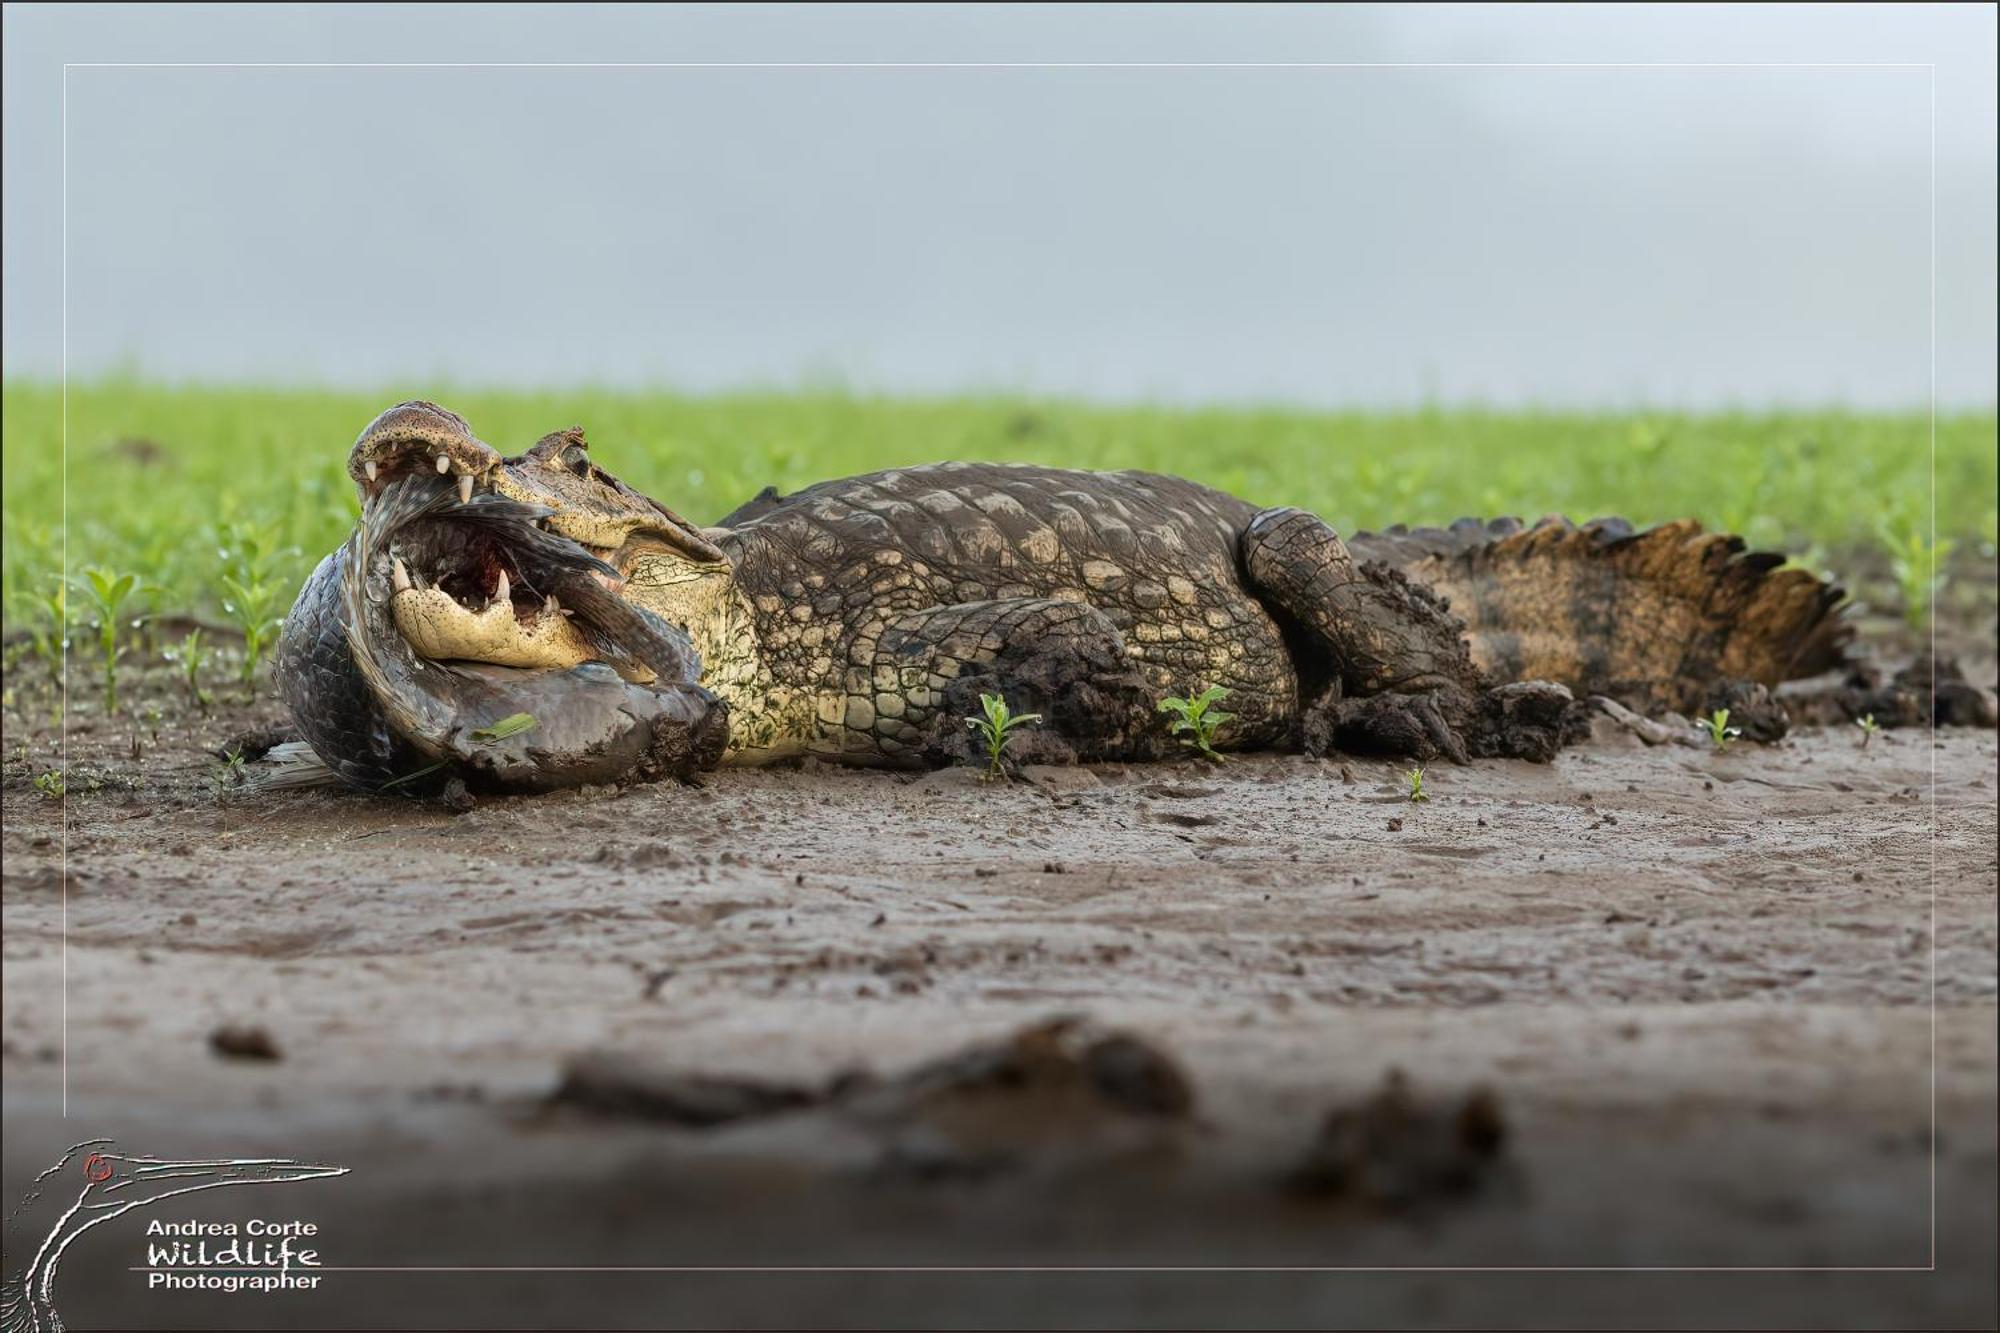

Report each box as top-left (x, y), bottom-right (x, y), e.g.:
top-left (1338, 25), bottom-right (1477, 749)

top-left (1, 1139), bottom-right (348, 1333)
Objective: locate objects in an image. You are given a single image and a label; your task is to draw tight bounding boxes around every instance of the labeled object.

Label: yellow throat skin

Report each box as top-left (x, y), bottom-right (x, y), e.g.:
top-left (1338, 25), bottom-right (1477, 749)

top-left (621, 550), bottom-right (812, 765)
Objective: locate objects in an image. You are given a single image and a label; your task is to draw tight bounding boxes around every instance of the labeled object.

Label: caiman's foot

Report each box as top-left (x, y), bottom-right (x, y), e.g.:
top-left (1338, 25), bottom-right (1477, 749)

top-left (864, 598), bottom-right (1161, 769)
top-left (1333, 689), bottom-right (1473, 765)
top-left (1332, 680), bottom-right (1589, 765)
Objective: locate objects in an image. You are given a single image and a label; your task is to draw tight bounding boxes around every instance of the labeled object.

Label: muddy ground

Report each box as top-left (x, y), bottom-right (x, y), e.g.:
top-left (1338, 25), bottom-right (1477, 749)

top-left (2, 647), bottom-right (1997, 1330)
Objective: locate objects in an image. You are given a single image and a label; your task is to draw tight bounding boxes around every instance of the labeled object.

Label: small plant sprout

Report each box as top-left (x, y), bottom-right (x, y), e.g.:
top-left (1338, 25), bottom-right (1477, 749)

top-left (1856, 713), bottom-right (1880, 749)
top-left (1158, 684), bottom-right (1234, 762)
top-left (29, 581), bottom-right (70, 690)
top-left (219, 572), bottom-right (286, 698)
top-left (1697, 707), bottom-right (1742, 751)
top-left (471, 712), bottom-right (539, 744)
top-left (380, 713), bottom-right (542, 795)
top-left (19, 581), bottom-right (70, 724)
top-left (1406, 767), bottom-right (1429, 802)
top-left (170, 627), bottom-right (212, 710)
top-left (215, 518), bottom-right (297, 698)
top-left (1876, 514), bottom-right (1956, 633)
top-left (965, 692), bottom-right (1041, 780)
top-left (208, 748), bottom-right (249, 794)
top-left (79, 567), bottom-right (140, 712)
top-left (33, 771), bottom-right (65, 801)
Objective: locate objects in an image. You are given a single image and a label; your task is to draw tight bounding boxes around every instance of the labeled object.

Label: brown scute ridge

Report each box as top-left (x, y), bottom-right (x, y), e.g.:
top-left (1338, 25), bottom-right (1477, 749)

top-left (1350, 516), bottom-right (1851, 712)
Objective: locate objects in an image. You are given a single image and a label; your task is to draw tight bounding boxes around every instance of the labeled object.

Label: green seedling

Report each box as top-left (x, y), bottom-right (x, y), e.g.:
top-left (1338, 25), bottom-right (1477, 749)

top-left (965, 692), bottom-right (1041, 780)
top-left (78, 567), bottom-right (139, 712)
top-left (169, 627), bottom-right (212, 709)
top-left (1856, 713), bottom-right (1880, 749)
top-left (1158, 685), bottom-right (1234, 762)
top-left (13, 581), bottom-right (72, 723)
top-left (380, 712), bottom-right (540, 795)
top-left (209, 747), bottom-right (248, 792)
top-left (471, 712), bottom-right (539, 744)
top-left (1406, 767), bottom-right (1429, 802)
top-left (218, 573), bottom-right (286, 697)
top-left (1697, 707), bottom-right (1742, 751)
top-left (1876, 514), bottom-right (1956, 632)
top-left (27, 581), bottom-right (70, 682)
top-left (33, 770), bottom-right (65, 800)
top-left (215, 518), bottom-right (298, 697)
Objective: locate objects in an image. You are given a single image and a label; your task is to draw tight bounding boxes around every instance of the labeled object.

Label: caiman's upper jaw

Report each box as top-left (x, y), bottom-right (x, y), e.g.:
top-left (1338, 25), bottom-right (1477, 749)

top-left (348, 400), bottom-right (501, 501)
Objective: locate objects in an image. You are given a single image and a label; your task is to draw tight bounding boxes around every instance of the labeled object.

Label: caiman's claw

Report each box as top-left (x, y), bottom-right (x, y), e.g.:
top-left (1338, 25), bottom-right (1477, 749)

top-left (1417, 695), bottom-right (1471, 765)
top-left (1332, 690), bottom-right (1472, 765)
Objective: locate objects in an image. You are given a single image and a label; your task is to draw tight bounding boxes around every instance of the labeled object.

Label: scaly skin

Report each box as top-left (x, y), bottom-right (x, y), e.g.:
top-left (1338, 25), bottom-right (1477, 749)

top-left (281, 402), bottom-right (1863, 790)
top-left (710, 463), bottom-right (1299, 764)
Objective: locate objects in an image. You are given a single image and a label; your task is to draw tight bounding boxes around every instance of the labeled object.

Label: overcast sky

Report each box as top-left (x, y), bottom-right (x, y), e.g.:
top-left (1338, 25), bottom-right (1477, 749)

top-left (4, 4), bottom-right (1994, 408)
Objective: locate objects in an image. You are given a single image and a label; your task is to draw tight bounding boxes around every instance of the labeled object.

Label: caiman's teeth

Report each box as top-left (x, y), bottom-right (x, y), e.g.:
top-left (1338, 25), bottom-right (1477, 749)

top-left (364, 460), bottom-right (379, 482)
top-left (457, 474), bottom-right (474, 504)
top-left (392, 556), bottom-right (412, 593)
top-left (391, 581), bottom-right (600, 672)
top-left (435, 454), bottom-right (452, 474)
top-left (546, 594), bottom-right (562, 617)
top-left (493, 570), bottom-right (510, 607)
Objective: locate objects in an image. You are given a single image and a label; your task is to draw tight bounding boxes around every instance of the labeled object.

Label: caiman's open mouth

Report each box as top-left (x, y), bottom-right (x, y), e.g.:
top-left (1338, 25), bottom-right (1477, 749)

top-left (352, 433), bottom-right (662, 679)
top-left (384, 513), bottom-right (630, 675)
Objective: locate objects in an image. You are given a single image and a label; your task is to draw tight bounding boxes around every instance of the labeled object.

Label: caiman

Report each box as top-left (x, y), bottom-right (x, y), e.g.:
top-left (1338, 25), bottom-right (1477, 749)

top-left (277, 401), bottom-right (1861, 793)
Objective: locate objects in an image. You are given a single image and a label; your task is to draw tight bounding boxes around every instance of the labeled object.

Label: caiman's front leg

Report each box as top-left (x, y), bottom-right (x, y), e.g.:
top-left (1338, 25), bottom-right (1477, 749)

top-left (813, 598), bottom-right (1157, 768)
top-left (1243, 508), bottom-right (1584, 763)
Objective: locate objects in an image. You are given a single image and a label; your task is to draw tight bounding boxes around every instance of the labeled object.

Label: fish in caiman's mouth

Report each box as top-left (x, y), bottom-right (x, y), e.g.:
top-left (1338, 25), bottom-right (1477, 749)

top-left (275, 401), bottom-right (730, 792)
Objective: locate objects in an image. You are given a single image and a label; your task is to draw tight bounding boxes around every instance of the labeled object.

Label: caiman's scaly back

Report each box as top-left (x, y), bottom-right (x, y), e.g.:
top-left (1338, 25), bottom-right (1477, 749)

top-left (1350, 516), bottom-right (1851, 714)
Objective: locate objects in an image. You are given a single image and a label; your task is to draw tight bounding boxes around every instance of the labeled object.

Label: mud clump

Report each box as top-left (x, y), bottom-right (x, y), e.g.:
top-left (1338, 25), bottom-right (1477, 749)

top-left (546, 1016), bottom-right (1196, 1178)
top-left (208, 1024), bottom-right (283, 1062)
top-left (1471, 681), bottom-right (1594, 761)
top-left (217, 726), bottom-right (295, 764)
top-left (1286, 1068), bottom-right (1508, 1210)
top-left (842, 1016), bottom-right (1197, 1180)
top-left (1786, 654), bottom-right (1998, 730)
top-left (551, 1055), bottom-right (819, 1126)
top-left (544, 1019), bottom-right (1510, 1212)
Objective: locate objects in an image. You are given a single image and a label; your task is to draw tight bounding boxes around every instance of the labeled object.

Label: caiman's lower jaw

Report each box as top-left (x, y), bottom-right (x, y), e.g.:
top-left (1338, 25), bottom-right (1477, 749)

top-left (389, 567), bottom-right (595, 670)
top-left (386, 544), bottom-right (657, 681)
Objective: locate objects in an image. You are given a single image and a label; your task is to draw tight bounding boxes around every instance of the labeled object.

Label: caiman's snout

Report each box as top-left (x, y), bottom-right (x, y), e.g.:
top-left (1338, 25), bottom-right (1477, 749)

top-left (348, 399), bottom-right (500, 504)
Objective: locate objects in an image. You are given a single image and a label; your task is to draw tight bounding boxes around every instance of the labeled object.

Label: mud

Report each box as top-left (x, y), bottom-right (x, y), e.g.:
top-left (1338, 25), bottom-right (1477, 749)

top-left (2, 653), bottom-right (1997, 1328)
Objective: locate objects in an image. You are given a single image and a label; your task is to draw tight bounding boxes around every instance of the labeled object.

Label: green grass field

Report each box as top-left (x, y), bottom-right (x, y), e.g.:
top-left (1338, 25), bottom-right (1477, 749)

top-left (3, 381), bottom-right (1993, 671)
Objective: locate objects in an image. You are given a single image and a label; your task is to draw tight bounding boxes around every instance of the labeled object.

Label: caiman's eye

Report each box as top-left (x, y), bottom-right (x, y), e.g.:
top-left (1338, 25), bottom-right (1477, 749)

top-left (562, 447), bottom-right (591, 478)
